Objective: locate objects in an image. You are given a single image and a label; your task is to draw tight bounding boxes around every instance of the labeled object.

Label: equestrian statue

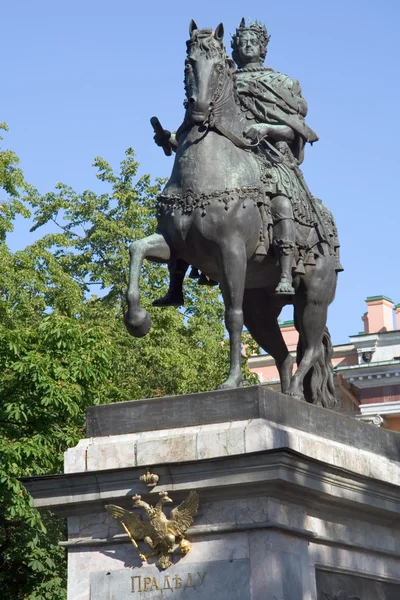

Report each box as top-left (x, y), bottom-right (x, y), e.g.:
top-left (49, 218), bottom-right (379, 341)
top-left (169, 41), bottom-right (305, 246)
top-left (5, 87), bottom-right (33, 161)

top-left (124, 19), bottom-right (343, 407)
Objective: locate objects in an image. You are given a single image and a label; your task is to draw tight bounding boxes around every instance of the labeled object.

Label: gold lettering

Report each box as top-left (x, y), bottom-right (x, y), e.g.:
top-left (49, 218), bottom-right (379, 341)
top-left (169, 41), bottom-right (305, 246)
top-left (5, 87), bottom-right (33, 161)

top-left (185, 573), bottom-right (194, 588)
top-left (143, 577), bottom-right (152, 592)
top-left (152, 577), bottom-right (160, 590)
top-left (131, 575), bottom-right (142, 592)
top-left (163, 575), bottom-right (173, 591)
top-left (132, 572), bottom-right (206, 593)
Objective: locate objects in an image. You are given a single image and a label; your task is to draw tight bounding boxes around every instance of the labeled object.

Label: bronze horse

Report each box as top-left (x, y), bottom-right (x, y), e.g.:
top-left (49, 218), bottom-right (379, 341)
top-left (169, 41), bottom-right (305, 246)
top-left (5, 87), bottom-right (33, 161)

top-left (125, 22), bottom-right (339, 407)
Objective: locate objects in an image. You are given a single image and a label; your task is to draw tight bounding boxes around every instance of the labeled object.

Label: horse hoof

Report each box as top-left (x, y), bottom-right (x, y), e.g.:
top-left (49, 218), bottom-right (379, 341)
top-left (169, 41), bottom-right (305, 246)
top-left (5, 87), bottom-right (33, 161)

top-left (124, 310), bottom-right (152, 338)
top-left (286, 390), bottom-right (305, 401)
top-left (217, 378), bottom-right (243, 390)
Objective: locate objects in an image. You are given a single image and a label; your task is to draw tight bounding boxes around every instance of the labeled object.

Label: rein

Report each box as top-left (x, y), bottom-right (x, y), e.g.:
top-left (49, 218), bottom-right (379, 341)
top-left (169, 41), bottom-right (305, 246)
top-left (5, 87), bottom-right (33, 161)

top-left (210, 112), bottom-right (285, 161)
top-left (211, 120), bottom-right (259, 150)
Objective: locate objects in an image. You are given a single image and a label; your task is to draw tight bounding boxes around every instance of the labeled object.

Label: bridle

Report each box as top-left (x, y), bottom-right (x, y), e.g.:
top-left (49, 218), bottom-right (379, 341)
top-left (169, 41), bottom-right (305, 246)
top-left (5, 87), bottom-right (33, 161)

top-left (182, 56), bottom-right (282, 157)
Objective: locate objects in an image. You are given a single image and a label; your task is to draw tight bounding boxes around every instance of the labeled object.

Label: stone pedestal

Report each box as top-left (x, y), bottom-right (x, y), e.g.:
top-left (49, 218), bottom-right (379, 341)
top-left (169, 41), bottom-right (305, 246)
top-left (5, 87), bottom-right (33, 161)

top-left (22, 385), bottom-right (400, 600)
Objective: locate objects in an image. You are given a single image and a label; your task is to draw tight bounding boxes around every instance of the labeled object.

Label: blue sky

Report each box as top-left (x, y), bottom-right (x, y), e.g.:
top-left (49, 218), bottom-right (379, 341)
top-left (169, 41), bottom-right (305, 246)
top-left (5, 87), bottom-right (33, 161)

top-left (2, 0), bottom-right (399, 344)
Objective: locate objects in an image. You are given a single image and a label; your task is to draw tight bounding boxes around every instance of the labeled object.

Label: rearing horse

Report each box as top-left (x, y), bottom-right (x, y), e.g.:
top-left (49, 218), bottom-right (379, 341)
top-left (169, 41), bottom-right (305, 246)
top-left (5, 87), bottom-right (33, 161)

top-left (125, 22), bottom-right (338, 407)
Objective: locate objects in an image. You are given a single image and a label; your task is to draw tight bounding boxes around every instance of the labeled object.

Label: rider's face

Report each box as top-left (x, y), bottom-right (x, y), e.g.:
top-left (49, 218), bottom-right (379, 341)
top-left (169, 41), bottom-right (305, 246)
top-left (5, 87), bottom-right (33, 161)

top-left (237, 32), bottom-right (262, 65)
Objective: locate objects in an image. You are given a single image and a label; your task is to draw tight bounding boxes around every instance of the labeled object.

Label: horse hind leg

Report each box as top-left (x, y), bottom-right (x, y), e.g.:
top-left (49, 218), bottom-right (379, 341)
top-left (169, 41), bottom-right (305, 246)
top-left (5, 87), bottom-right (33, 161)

top-left (299, 325), bottom-right (336, 407)
top-left (289, 294), bottom-right (329, 401)
top-left (125, 232), bottom-right (171, 338)
top-left (243, 289), bottom-right (294, 393)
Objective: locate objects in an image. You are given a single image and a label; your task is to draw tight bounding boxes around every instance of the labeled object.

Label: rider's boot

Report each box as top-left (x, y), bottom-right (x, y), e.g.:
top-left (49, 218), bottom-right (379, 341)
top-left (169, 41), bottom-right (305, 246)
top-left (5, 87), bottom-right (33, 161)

top-left (273, 218), bottom-right (296, 295)
top-left (255, 202), bottom-right (268, 256)
top-left (152, 259), bottom-right (188, 307)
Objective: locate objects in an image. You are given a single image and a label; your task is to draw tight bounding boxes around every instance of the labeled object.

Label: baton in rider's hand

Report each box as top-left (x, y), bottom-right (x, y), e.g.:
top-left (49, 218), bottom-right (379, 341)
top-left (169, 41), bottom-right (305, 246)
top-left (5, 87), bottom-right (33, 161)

top-left (150, 117), bottom-right (172, 156)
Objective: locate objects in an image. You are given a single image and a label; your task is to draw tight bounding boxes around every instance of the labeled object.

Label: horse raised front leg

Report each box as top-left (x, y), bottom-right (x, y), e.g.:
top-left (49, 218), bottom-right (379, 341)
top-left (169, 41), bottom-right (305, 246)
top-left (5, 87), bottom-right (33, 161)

top-left (125, 233), bottom-right (171, 338)
top-left (217, 242), bottom-right (247, 390)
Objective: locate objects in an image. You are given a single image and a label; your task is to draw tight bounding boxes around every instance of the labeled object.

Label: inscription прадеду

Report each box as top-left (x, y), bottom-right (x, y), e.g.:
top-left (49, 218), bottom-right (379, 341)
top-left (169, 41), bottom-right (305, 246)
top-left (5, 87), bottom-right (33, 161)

top-left (131, 572), bottom-right (206, 592)
top-left (90, 560), bottom-right (250, 599)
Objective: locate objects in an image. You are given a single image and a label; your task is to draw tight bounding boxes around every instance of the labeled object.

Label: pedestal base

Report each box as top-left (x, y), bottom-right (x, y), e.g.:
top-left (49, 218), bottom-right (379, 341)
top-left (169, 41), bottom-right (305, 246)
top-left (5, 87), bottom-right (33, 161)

top-left (22, 386), bottom-right (400, 600)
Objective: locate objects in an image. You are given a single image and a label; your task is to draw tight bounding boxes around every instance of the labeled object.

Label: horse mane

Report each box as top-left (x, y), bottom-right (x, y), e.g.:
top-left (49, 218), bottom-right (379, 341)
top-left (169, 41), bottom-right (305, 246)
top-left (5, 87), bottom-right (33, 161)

top-left (186, 28), bottom-right (226, 60)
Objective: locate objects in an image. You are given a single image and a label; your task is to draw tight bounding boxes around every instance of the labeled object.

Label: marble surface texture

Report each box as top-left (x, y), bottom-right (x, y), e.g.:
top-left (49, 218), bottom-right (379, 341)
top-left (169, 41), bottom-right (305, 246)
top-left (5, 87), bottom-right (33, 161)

top-left (64, 417), bottom-right (400, 488)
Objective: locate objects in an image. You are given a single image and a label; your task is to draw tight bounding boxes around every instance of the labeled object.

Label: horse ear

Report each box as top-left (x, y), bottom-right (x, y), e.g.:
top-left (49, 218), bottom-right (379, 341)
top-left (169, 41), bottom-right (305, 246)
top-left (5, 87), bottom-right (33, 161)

top-left (189, 19), bottom-right (198, 36)
top-left (214, 22), bottom-right (224, 42)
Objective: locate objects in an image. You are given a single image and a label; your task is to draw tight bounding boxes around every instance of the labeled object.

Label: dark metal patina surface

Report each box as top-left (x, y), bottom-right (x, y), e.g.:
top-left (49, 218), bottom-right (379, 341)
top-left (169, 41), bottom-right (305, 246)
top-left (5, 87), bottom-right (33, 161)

top-left (125, 19), bottom-right (342, 406)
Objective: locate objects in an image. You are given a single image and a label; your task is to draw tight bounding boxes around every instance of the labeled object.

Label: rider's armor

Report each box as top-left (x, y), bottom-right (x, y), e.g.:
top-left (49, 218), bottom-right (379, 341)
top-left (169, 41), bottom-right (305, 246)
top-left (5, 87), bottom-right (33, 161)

top-left (234, 59), bottom-right (318, 293)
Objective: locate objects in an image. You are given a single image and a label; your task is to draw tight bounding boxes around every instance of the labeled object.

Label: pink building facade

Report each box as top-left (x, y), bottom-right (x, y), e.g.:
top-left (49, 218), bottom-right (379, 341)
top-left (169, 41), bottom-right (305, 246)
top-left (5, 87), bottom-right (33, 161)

top-left (248, 296), bottom-right (400, 432)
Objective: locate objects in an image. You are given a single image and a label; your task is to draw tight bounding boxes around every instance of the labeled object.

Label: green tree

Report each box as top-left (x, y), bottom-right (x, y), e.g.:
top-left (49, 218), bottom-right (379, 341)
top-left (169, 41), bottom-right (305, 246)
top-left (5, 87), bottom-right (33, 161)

top-left (0, 124), bottom-right (77, 599)
top-left (1, 140), bottom-right (258, 599)
top-left (0, 123), bottom-right (30, 240)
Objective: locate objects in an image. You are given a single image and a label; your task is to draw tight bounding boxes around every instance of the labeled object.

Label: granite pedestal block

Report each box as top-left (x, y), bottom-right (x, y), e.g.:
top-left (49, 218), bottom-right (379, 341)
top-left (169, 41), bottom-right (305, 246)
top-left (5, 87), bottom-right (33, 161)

top-left (22, 385), bottom-right (400, 600)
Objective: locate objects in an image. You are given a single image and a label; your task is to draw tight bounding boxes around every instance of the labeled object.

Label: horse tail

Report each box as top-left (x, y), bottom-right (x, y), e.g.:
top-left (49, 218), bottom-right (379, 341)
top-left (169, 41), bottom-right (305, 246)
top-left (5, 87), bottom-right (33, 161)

top-left (297, 327), bottom-right (336, 408)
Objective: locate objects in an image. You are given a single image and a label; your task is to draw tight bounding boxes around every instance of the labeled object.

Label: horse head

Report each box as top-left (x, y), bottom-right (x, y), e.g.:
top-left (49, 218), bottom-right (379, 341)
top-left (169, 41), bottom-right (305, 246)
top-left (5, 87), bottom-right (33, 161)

top-left (185, 20), bottom-right (235, 126)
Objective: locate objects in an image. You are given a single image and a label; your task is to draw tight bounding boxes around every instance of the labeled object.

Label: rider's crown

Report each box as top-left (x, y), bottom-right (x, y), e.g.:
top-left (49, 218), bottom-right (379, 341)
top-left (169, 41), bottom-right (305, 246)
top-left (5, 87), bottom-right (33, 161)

top-left (231, 18), bottom-right (271, 59)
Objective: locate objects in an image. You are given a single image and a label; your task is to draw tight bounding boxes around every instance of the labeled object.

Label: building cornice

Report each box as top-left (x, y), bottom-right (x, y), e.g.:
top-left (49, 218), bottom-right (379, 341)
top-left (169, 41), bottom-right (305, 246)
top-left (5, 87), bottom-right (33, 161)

top-left (335, 360), bottom-right (400, 388)
top-left (248, 344), bottom-right (355, 367)
top-left (356, 401), bottom-right (400, 427)
top-left (350, 330), bottom-right (400, 345)
top-left (359, 400), bottom-right (400, 417)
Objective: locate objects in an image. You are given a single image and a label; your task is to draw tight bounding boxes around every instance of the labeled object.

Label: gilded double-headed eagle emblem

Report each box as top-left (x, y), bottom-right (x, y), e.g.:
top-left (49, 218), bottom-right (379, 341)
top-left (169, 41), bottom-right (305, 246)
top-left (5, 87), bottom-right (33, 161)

top-left (105, 490), bottom-right (199, 569)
